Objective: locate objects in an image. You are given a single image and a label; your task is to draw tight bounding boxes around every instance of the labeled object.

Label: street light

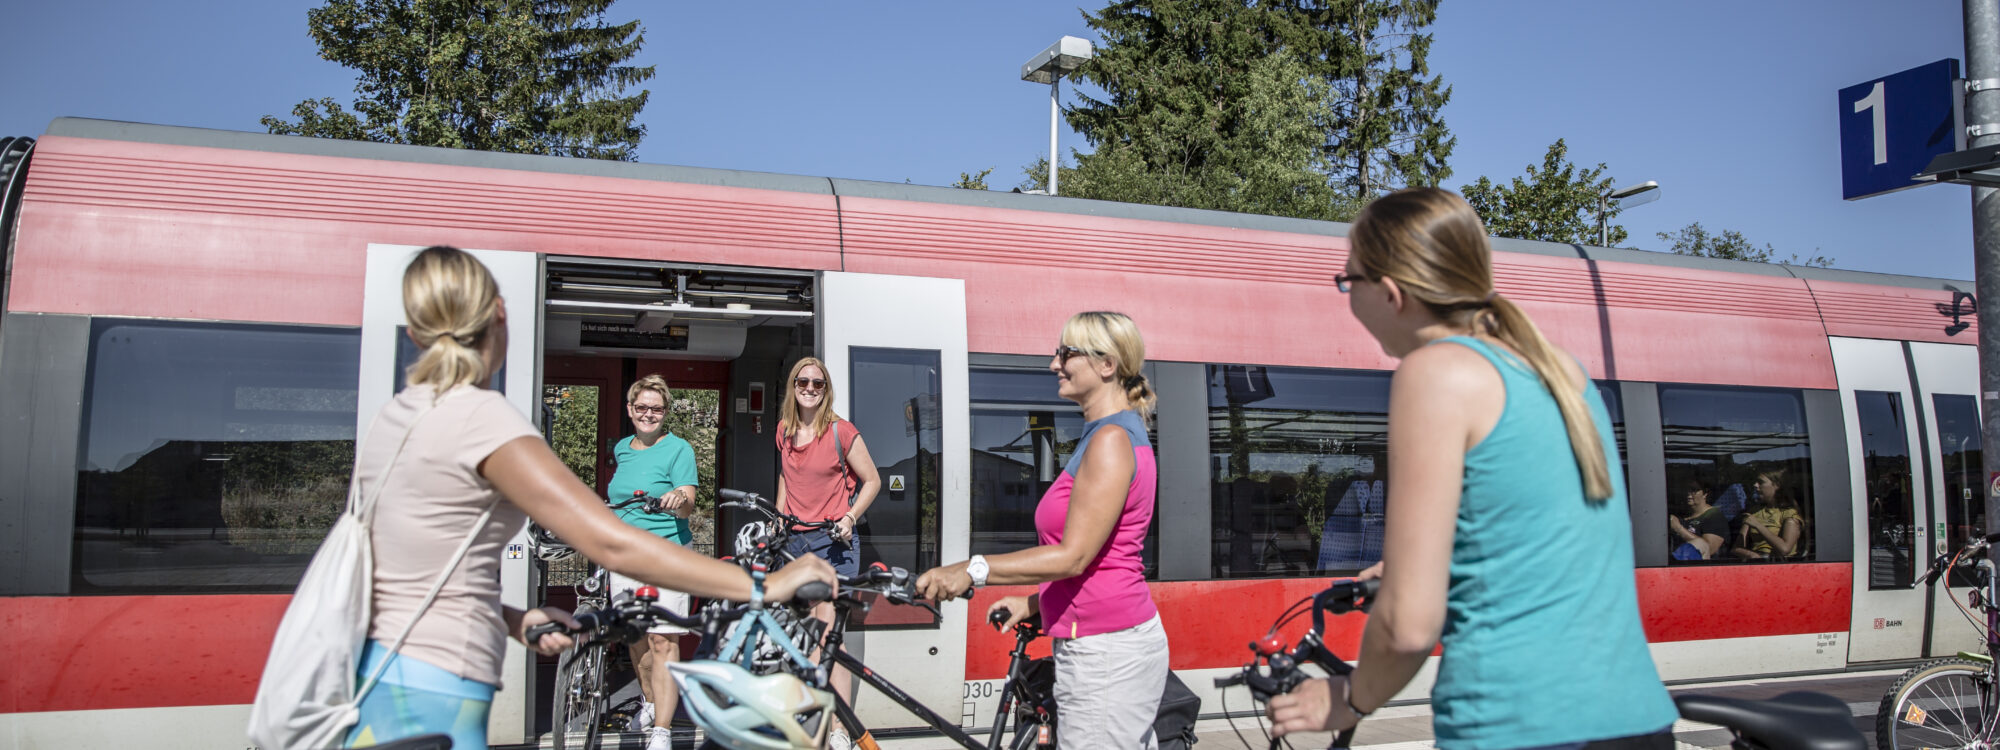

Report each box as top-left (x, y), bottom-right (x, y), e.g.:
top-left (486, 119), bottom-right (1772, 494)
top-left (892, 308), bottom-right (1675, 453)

top-left (1021, 36), bottom-right (1092, 196)
top-left (1598, 180), bottom-right (1661, 247)
top-left (1916, 143), bottom-right (2000, 188)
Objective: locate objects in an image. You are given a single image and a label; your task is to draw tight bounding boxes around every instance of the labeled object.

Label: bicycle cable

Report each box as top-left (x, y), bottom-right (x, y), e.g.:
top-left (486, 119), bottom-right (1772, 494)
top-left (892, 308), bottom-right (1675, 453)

top-left (1219, 592), bottom-right (1319, 750)
top-left (1944, 545), bottom-right (1992, 639)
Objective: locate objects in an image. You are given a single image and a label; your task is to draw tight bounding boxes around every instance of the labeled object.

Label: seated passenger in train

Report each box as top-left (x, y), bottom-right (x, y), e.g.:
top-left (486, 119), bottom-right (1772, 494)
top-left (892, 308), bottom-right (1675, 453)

top-left (1317, 476), bottom-right (1385, 571)
top-left (1730, 468), bottom-right (1806, 561)
top-left (1669, 481), bottom-right (1727, 561)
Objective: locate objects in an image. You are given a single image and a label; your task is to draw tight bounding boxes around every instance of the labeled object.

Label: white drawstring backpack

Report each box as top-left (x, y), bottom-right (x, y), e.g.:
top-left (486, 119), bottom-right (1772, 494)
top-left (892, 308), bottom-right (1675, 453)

top-left (247, 402), bottom-right (497, 749)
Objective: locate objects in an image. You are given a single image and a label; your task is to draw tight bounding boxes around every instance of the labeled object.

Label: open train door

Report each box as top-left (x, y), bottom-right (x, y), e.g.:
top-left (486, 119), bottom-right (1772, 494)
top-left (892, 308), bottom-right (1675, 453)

top-left (358, 244), bottom-right (543, 745)
top-left (817, 271), bottom-right (971, 730)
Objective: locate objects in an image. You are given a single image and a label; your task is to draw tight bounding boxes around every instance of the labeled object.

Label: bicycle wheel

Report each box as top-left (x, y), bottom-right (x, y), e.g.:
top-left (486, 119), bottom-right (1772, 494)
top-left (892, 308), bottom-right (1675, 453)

top-left (1878, 656), bottom-right (1996, 750)
top-left (551, 645), bottom-right (606, 750)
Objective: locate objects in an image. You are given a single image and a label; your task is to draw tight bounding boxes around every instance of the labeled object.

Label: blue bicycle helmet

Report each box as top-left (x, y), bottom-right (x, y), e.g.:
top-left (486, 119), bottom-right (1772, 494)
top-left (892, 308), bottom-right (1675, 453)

top-left (668, 660), bottom-right (834, 750)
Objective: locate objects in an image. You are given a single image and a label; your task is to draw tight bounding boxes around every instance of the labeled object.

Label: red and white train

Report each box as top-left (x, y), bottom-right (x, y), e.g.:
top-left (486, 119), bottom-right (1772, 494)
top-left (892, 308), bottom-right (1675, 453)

top-left (0, 118), bottom-right (1979, 748)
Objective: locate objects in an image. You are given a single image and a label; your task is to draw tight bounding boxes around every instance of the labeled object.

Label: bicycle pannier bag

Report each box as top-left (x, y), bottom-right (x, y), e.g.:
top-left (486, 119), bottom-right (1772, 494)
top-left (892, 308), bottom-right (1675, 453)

top-left (1154, 671), bottom-right (1202, 749)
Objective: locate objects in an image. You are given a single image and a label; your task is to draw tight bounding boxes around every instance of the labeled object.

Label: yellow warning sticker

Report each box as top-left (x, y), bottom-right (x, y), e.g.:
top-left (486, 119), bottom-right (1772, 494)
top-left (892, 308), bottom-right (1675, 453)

top-left (889, 475), bottom-right (906, 492)
top-left (1904, 702), bottom-right (1929, 726)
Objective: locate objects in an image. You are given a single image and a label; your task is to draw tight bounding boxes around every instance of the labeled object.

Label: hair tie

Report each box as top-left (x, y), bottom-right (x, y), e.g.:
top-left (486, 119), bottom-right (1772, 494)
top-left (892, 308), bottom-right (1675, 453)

top-left (1123, 374), bottom-right (1144, 389)
top-left (1483, 291), bottom-right (1499, 305)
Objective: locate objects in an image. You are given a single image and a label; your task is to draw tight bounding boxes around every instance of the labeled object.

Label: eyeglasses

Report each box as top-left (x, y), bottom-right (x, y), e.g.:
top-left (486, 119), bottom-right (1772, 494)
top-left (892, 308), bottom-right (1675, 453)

top-left (794, 377), bottom-right (827, 392)
top-left (630, 404), bottom-right (666, 416)
top-left (1335, 273), bottom-right (1359, 293)
top-left (1055, 345), bottom-right (1099, 365)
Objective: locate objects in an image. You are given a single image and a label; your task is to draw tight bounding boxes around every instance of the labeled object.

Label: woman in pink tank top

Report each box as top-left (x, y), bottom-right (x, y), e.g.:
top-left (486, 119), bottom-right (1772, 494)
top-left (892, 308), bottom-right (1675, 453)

top-left (917, 311), bottom-right (1170, 749)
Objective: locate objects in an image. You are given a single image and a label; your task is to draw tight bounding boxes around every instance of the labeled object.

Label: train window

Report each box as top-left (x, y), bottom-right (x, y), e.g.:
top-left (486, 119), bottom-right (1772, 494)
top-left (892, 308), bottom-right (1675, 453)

top-left (73, 319), bottom-right (361, 593)
top-left (1596, 382), bottom-right (1629, 490)
top-left (1935, 394), bottom-right (1985, 585)
top-left (849, 347), bottom-right (943, 575)
top-left (1658, 385), bottom-right (1815, 564)
top-left (1854, 391), bottom-right (1916, 588)
top-left (968, 367), bottom-right (1159, 578)
top-left (1208, 364), bottom-right (1391, 579)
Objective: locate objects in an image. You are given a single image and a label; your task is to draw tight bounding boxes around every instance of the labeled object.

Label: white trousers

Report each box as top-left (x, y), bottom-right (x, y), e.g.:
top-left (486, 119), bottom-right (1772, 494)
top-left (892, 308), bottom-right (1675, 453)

top-left (1052, 614), bottom-right (1170, 749)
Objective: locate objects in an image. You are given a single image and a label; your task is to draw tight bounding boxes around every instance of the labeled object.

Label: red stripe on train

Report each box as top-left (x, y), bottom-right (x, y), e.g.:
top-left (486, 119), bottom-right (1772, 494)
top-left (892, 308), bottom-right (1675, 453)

top-left (964, 564), bottom-right (1852, 681)
top-left (0, 595), bottom-right (286, 714)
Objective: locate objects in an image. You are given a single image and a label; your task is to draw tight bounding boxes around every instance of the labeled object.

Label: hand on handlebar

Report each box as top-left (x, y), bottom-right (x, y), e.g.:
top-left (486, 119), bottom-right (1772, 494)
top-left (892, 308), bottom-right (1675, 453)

top-left (1355, 561), bottom-right (1384, 582)
top-left (518, 607), bottom-right (581, 656)
top-left (1268, 675), bottom-right (1360, 737)
top-left (764, 554), bottom-right (838, 604)
top-left (914, 560), bottom-right (975, 602)
top-left (987, 595), bottom-right (1036, 632)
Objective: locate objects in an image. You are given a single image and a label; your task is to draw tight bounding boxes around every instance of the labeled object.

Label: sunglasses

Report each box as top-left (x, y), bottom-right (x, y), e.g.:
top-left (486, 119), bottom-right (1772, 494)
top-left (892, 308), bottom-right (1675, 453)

top-left (630, 404), bottom-right (666, 416)
top-left (1055, 345), bottom-right (1100, 365)
top-left (1335, 273), bottom-right (1359, 293)
top-left (794, 377), bottom-right (827, 392)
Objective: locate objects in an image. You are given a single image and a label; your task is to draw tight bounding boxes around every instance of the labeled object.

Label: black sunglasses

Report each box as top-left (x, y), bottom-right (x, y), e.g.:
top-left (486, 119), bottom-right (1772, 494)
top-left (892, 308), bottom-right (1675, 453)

top-left (1335, 273), bottom-right (1359, 293)
top-left (794, 377), bottom-right (827, 391)
top-left (1055, 345), bottom-right (1100, 365)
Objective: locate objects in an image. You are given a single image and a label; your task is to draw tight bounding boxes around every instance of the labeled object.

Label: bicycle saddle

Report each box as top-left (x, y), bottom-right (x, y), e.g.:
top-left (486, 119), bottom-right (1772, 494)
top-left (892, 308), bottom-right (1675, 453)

top-left (366, 733), bottom-right (452, 750)
top-left (1674, 692), bottom-right (1865, 750)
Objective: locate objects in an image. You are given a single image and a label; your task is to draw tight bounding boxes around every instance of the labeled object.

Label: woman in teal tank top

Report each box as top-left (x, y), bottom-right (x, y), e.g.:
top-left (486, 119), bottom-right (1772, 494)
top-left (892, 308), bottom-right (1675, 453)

top-left (1268, 188), bottom-right (1679, 750)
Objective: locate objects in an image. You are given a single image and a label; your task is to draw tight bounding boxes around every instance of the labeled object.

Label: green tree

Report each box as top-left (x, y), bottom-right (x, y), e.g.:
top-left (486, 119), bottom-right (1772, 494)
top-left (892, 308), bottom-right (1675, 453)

top-left (952, 167), bottom-right (995, 190)
top-left (264, 0), bottom-right (652, 160)
top-left (1269, 0), bottom-right (1454, 197)
top-left (1460, 139), bottom-right (1625, 245)
top-left (1059, 2), bottom-right (1352, 220)
top-left (1656, 222), bottom-right (1835, 268)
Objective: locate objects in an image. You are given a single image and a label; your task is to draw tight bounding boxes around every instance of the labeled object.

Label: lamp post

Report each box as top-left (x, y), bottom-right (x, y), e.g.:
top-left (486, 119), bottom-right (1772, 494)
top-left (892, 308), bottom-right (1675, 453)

top-left (1598, 180), bottom-right (1661, 247)
top-left (1021, 36), bottom-right (1093, 196)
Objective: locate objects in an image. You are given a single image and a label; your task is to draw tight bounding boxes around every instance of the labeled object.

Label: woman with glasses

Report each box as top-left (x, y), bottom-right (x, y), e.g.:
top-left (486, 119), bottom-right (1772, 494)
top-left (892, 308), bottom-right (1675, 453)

top-left (1267, 189), bottom-right (1676, 750)
top-left (917, 311), bottom-right (1169, 750)
top-left (604, 373), bottom-right (699, 750)
top-left (775, 356), bottom-right (881, 746)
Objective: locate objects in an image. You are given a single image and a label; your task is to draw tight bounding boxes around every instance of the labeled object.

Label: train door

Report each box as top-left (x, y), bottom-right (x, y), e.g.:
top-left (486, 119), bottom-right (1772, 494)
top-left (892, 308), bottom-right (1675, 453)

top-left (1837, 337), bottom-right (1931, 662)
top-left (818, 271), bottom-right (970, 730)
top-left (358, 244), bottom-right (544, 745)
top-left (1911, 342), bottom-right (1983, 657)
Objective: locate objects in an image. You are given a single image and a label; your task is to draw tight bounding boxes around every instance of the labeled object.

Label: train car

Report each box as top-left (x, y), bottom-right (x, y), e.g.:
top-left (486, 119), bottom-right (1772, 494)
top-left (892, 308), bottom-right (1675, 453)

top-left (0, 118), bottom-right (1981, 748)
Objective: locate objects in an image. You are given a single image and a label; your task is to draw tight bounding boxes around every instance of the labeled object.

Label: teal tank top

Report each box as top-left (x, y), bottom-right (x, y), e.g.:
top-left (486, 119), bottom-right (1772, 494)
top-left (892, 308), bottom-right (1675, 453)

top-left (1427, 337), bottom-right (1677, 749)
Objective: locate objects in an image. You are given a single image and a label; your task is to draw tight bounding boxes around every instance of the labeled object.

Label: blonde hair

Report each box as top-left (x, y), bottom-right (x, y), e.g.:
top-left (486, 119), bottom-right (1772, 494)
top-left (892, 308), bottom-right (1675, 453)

top-left (1060, 311), bottom-right (1155, 420)
top-left (1349, 187), bottom-right (1613, 501)
top-left (780, 357), bottom-right (841, 438)
top-left (628, 373), bottom-right (671, 405)
top-left (402, 246), bottom-right (499, 394)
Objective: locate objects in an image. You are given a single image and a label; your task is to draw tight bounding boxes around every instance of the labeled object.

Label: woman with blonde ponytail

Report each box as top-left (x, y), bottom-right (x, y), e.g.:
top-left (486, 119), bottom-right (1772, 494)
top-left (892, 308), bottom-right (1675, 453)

top-left (1268, 190), bottom-right (1677, 750)
top-left (343, 247), bottom-right (834, 749)
top-left (916, 311), bottom-right (1168, 749)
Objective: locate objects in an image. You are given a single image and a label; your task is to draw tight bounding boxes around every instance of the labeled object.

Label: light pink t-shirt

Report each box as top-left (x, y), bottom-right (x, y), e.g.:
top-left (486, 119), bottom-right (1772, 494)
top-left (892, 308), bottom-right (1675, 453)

top-left (360, 384), bottom-right (538, 686)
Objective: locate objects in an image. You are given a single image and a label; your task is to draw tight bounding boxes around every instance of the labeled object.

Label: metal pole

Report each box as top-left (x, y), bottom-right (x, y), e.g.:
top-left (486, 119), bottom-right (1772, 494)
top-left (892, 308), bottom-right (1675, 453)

top-left (1967, 0), bottom-right (2000, 546)
top-left (1049, 79), bottom-right (1061, 196)
top-left (1598, 193), bottom-right (1609, 247)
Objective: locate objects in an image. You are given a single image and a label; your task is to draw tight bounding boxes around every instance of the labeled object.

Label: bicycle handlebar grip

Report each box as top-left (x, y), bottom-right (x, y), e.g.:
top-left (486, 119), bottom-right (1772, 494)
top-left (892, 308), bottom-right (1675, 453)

top-left (718, 488), bottom-right (754, 503)
top-left (524, 621), bottom-right (565, 644)
top-left (1214, 672), bottom-right (1246, 689)
top-left (794, 581), bottom-right (833, 603)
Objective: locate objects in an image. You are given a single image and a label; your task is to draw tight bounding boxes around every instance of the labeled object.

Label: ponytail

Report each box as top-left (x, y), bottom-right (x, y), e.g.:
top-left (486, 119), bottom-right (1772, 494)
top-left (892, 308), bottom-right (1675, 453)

top-left (1479, 294), bottom-right (1614, 501)
top-left (402, 246), bottom-right (500, 395)
top-left (1123, 373), bottom-right (1157, 421)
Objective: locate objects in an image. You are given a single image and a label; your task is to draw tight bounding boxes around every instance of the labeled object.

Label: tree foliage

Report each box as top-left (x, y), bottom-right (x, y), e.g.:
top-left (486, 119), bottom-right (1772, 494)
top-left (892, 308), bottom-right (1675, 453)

top-left (1656, 222), bottom-right (1835, 268)
top-left (1268, 0), bottom-right (1454, 197)
top-left (1460, 139), bottom-right (1625, 246)
top-left (952, 167), bottom-right (995, 190)
top-left (264, 0), bottom-right (653, 160)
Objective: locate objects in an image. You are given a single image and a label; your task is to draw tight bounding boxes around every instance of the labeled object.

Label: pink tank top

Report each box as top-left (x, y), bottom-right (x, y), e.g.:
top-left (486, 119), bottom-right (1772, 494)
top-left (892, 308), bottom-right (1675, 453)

top-left (1034, 410), bottom-right (1158, 639)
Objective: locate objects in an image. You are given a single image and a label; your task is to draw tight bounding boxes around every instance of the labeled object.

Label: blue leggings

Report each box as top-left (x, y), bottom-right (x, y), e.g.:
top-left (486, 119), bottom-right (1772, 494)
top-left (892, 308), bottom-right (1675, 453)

top-left (345, 641), bottom-right (496, 749)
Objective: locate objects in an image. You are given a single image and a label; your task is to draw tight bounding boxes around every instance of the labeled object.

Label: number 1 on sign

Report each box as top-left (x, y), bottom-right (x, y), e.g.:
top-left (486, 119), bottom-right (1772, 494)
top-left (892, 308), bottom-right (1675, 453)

top-left (1854, 80), bottom-right (1887, 165)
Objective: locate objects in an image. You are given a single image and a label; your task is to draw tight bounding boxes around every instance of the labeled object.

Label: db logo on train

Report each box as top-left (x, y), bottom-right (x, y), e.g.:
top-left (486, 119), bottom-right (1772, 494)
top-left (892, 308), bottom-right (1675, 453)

top-left (1874, 618), bottom-right (1905, 630)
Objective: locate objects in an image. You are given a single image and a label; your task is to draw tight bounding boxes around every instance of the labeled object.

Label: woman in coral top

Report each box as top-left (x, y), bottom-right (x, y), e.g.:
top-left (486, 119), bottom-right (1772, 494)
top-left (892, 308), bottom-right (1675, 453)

top-left (917, 311), bottom-right (1168, 749)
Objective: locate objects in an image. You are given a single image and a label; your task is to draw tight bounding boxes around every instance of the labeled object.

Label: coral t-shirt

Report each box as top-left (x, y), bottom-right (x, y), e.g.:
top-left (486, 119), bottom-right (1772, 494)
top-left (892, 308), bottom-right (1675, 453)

top-left (777, 419), bottom-right (860, 526)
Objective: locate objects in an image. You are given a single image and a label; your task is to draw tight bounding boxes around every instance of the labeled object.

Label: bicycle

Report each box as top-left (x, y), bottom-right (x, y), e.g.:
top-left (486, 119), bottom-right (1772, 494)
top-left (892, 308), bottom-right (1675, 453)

top-left (1876, 531), bottom-right (2000, 750)
top-left (534, 490), bottom-right (677, 750)
top-left (1220, 578), bottom-right (1868, 750)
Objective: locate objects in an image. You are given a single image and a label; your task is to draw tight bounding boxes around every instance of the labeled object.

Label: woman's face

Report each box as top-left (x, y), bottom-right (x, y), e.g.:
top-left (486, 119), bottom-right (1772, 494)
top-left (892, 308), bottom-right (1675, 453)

top-left (1755, 475), bottom-right (1779, 500)
top-left (628, 388), bottom-right (666, 436)
top-left (1343, 259), bottom-right (1405, 357)
top-left (792, 364), bottom-right (827, 412)
top-left (1685, 488), bottom-right (1709, 507)
top-left (1050, 342), bottom-right (1112, 404)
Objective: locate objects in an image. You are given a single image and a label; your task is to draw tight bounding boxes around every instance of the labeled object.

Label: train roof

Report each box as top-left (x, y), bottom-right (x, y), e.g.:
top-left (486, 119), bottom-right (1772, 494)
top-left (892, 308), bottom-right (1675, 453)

top-left (35, 116), bottom-right (1968, 293)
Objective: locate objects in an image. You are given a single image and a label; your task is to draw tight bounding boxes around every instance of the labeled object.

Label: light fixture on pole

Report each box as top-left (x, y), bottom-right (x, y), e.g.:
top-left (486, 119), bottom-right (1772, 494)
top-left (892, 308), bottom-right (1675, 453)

top-left (1598, 180), bottom-right (1661, 247)
top-left (1915, 143), bottom-right (2000, 188)
top-left (1021, 36), bottom-right (1092, 196)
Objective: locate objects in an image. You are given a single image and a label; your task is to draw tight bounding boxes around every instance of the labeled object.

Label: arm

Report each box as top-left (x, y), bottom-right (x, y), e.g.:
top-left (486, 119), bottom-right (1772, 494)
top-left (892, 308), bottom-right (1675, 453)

top-left (915, 429), bottom-right (1134, 600)
top-left (483, 436), bottom-right (831, 602)
top-left (836, 433), bottom-right (883, 540)
top-left (1768, 515), bottom-right (1803, 557)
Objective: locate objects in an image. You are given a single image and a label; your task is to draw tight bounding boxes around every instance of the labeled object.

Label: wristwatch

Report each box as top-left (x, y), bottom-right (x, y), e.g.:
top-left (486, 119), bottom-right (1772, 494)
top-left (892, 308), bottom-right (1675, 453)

top-left (967, 555), bottom-right (990, 588)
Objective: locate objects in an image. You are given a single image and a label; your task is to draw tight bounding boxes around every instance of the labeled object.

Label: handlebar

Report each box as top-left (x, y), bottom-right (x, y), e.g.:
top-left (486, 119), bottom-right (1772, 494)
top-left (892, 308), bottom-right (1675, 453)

top-left (525, 588), bottom-right (705, 645)
top-left (717, 488), bottom-right (838, 531)
top-left (1918, 532), bottom-right (2000, 588)
top-left (608, 489), bottom-right (674, 516)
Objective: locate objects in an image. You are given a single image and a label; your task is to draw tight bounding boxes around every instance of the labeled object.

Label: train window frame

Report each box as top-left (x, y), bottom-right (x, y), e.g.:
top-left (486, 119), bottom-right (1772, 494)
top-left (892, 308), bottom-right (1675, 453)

top-left (71, 318), bottom-right (362, 594)
top-left (1657, 384), bottom-right (1818, 566)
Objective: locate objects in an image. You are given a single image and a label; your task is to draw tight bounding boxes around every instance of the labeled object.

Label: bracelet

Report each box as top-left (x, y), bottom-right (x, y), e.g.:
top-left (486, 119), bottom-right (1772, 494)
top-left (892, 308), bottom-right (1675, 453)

top-left (1343, 681), bottom-right (1372, 719)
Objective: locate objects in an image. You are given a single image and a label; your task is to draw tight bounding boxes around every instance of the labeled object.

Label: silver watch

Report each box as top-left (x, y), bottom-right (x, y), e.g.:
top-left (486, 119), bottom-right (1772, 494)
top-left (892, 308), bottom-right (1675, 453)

top-left (967, 555), bottom-right (990, 588)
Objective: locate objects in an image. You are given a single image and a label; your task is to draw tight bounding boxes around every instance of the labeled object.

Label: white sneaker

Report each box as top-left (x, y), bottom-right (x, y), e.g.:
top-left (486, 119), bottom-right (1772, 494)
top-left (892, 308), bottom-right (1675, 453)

top-left (827, 725), bottom-right (855, 750)
top-left (645, 725), bottom-right (674, 750)
top-left (629, 701), bottom-right (655, 732)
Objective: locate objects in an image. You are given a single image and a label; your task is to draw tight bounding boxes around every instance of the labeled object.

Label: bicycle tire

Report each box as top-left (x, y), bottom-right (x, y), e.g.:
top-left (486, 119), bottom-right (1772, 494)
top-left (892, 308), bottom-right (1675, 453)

top-left (1878, 656), bottom-right (1996, 750)
top-left (551, 645), bottom-right (606, 750)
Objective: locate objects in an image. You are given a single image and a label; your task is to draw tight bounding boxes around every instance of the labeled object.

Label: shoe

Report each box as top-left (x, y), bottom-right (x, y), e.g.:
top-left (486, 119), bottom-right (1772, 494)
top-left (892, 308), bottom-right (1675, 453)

top-left (827, 725), bottom-right (855, 750)
top-left (645, 725), bottom-right (674, 750)
top-left (629, 701), bottom-right (655, 732)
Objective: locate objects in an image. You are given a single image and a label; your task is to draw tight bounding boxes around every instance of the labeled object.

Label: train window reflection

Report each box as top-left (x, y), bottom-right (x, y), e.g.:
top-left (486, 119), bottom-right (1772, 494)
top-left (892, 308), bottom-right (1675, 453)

top-left (1208, 364), bottom-right (1390, 578)
top-left (1855, 391), bottom-right (1916, 588)
top-left (1659, 385), bottom-right (1815, 565)
top-left (73, 320), bottom-right (361, 593)
top-left (1935, 394), bottom-right (1985, 586)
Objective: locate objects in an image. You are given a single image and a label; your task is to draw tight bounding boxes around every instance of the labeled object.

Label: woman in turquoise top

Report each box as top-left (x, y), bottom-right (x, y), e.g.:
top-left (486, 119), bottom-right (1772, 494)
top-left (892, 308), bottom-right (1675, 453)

top-left (1268, 188), bottom-right (1678, 749)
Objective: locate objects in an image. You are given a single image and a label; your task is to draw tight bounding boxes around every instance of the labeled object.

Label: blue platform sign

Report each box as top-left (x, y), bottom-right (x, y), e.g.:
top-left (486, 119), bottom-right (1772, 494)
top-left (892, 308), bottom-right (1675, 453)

top-left (1840, 59), bottom-right (1962, 200)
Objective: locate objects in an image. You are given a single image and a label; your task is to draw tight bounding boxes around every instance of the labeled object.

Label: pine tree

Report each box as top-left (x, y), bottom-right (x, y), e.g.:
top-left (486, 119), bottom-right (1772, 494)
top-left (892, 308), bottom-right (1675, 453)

top-left (1270, 0), bottom-right (1454, 198)
top-left (264, 0), bottom-right (652, 161)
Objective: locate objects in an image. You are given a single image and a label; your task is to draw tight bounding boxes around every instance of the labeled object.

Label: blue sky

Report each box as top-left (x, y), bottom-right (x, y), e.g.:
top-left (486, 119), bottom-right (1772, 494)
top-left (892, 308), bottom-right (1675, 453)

top-left (0, 1), bottom-right (1976, 280)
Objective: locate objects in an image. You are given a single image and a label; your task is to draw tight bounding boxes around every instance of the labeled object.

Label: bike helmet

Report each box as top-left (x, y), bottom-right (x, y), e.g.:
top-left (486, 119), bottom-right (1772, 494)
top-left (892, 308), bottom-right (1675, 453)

top-left (669, 660), bottom-right (834, 750)
top-left (735, 520), bottom-right (771, 557)
top-left (530, 523), bottom-right (577, 563)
